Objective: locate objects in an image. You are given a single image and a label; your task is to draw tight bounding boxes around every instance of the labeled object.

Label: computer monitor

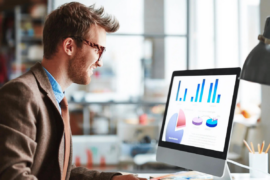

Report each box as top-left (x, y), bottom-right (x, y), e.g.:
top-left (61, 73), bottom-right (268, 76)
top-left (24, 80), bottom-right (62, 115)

top-left (156, 68), bottom-right (241, 178)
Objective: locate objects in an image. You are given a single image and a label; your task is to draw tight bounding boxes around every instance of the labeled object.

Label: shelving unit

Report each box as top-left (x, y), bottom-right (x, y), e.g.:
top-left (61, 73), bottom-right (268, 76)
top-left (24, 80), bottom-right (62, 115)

top-left (69, 100), bottom-right (166, 106)
top-left (13, 5), bottom-right (46, 79)
top-left (69, 100), bottom-right (166, 135)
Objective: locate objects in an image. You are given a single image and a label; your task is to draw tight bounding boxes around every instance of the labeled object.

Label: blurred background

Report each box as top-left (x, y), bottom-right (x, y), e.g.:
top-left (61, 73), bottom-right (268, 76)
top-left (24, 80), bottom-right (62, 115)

top-left (0, 0), bottom-right (267, 174)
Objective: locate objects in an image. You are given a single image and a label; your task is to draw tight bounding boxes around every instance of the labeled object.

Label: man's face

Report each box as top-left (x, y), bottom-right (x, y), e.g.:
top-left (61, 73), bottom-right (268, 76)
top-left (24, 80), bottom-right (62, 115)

top-left (68, 24), bottom-right (106, 85)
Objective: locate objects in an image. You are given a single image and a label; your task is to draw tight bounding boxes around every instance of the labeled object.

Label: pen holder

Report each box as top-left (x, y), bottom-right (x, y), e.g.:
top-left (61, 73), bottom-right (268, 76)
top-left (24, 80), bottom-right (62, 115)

top-left (249, 152), bottom-right (268, 178)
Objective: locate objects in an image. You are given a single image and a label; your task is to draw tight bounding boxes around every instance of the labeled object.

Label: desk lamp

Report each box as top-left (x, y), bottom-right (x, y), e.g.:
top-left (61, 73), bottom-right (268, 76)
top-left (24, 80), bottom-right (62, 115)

top-left (240, 17), bottom-right (270, 83)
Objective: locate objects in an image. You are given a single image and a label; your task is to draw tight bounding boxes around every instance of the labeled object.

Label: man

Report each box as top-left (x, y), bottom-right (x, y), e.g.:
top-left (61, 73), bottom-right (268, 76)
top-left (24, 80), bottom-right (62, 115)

top-left (0, 2), bottom-right (147, 180)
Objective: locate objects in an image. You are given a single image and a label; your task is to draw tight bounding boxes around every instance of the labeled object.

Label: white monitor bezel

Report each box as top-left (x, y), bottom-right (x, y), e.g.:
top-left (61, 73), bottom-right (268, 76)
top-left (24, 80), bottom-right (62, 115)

top-left (157, 68), bottom-right (241, 160)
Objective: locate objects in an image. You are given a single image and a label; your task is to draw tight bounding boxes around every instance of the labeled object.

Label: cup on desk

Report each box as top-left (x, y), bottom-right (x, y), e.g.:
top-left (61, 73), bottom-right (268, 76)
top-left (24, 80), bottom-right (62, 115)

top-left (249, 152), bottom-right (268, 178)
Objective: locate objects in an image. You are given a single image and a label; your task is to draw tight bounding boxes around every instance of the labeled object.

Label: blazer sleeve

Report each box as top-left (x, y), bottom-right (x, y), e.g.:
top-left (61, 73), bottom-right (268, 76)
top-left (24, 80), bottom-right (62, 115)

top-left (69, 166), bottom-right (122, 180)
top-left (0, 81), bottom-right (38, 179)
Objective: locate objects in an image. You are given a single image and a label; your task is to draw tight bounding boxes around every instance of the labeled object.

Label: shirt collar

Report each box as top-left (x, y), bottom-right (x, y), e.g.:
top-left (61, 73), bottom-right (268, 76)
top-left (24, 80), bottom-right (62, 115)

top-left (42, 67), bottom-right (65, 104)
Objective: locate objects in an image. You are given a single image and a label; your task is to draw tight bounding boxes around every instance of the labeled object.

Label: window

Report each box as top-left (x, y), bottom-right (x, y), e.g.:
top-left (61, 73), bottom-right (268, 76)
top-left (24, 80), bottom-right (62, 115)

top-left (190, 0), bottom-right (261, 105)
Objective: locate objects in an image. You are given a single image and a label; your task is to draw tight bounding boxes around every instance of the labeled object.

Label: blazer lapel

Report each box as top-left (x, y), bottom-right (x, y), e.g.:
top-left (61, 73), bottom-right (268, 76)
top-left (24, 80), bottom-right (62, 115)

top-left (30, 63), bottom-right (66, 176)
top-left (30, 63), bottom-right (62, 116)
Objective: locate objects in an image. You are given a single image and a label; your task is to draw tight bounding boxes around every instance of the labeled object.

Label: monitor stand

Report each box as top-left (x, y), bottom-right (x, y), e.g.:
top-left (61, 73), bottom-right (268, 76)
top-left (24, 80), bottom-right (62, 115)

top-left (213, 163), bottom-right (232, 180)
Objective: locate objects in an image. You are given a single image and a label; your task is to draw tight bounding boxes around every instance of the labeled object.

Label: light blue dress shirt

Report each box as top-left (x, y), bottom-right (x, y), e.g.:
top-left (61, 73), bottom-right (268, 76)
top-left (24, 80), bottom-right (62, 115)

top-left (43, 67), bottom-right (65, 114)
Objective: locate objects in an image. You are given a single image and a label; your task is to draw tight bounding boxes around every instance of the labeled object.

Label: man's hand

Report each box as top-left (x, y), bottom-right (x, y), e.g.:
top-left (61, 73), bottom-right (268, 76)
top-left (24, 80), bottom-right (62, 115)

top-left (112, 174), bottom-right (147, 180)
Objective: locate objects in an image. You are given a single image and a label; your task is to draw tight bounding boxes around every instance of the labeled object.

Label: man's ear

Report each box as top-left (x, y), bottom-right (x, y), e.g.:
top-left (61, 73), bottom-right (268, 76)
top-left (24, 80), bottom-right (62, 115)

top-left (62, 38), bottom-right (75, 56)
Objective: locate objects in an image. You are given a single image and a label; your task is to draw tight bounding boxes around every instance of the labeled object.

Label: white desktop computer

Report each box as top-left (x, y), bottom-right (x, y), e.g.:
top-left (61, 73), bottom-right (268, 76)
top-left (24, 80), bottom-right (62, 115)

top-left (156, 68), bottom-right (241, 180)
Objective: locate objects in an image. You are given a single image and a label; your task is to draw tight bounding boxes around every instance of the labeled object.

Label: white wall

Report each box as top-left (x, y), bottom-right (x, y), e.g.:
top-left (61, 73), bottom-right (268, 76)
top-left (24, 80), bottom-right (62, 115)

top-left (260, 0), bottom-right (270, 172)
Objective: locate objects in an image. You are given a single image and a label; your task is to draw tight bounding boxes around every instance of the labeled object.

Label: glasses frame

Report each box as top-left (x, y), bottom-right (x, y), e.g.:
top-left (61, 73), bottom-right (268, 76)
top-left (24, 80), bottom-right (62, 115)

top-left (65, 36), bottom-right (106, 61)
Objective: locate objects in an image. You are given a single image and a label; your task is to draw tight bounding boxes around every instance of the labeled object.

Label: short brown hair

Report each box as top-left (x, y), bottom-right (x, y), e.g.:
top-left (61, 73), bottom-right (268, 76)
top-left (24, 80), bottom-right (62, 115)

top-left (43, 2), bottom-right (119, 59)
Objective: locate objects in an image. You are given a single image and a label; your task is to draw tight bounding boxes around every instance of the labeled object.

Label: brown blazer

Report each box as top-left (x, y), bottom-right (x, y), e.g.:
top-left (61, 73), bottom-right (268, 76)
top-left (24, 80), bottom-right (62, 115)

top-left (0, 63), bottom-right (121, 180)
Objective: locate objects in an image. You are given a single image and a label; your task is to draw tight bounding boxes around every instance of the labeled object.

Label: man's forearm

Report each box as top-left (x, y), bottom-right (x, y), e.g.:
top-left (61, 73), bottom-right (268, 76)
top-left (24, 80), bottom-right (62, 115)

top-left (69, 166), bottom-right (122, 180)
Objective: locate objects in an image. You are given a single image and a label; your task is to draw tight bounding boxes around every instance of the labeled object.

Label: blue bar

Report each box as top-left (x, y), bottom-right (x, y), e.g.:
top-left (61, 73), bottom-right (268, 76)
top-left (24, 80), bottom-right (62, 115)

top-left (212, 79), bottom-right (219, 103)
top-left (179, 98), bottom-right (182, 101)
top-left (191, 97), bottom-right (194, 102)
top-left (217, 95), bottom-right (221, 103)
top-left (183, 89), bottom-right (187, 101)
top-left (176, 81), bottom-right (181, 101)
top-left (199, 79), bottom-right (205, 102)
top-left (195, 84), bottom-right (200, 102)
top-left (207, 83), bottom-right (213, 103)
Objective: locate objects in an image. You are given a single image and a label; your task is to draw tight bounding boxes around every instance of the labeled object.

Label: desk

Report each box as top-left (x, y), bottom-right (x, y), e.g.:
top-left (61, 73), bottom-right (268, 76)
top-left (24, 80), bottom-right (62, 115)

top-left (137, 173), bottom-right (268, 180)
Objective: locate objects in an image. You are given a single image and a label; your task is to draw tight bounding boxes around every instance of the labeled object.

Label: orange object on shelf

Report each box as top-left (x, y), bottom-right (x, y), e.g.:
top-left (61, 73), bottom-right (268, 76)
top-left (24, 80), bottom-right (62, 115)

top-left (86, 149), bottom-right (93, 169)
top-left (241, 110), bottom-right (251, 119)
top-left (100, 156), bottom-right (106, 168)
top-left (139, 114), bottom-right (147, 125)
top-left (75, 156), bottom-right (81, 167)
top-left (11, 63), bottom-right (26, 73)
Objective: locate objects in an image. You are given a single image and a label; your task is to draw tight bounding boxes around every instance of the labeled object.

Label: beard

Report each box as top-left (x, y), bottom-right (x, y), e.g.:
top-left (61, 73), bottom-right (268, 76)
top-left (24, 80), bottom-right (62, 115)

top-left (67, 54), bottom-right (91, 85)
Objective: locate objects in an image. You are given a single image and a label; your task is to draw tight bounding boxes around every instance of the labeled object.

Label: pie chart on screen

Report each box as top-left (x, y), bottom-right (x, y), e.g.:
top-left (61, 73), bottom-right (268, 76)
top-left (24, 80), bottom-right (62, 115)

top-left (176, 109), bottom-right (186, 128)
top-left (206, 118), bottom-right (218, 127)
top-left (165, 109), bottom-right (186, 144)
top-left (192, 117), bottom-right (203, 126)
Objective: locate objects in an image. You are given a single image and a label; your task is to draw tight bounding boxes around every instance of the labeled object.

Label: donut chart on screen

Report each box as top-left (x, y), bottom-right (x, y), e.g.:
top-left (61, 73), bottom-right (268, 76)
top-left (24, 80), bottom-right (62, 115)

top-left (206, 118), bottom-right (218, 127)
top-left (165, 110), bottom-right (186, 144)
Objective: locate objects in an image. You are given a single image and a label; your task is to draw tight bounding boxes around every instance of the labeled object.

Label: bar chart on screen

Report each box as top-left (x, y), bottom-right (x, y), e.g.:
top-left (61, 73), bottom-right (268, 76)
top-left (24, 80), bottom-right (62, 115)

top-left (163, 74), bottom-right (237, 151)
top-left (175, 79), bottom-right (221, 104)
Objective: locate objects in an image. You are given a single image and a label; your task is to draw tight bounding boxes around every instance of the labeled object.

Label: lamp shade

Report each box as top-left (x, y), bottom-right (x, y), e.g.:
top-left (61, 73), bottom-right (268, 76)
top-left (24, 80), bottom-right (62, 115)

top-left (240, 17), bottom-right (270, 85)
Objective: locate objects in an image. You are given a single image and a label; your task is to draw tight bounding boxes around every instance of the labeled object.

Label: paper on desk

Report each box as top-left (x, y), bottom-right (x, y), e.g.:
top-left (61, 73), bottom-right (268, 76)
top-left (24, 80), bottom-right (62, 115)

top-left (149, 171), bottom-right (213, 180)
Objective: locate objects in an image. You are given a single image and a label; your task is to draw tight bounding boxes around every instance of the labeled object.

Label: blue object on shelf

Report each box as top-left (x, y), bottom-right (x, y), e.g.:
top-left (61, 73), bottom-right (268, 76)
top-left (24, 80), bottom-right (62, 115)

top-left (121, 142), bottom-right (155, 157)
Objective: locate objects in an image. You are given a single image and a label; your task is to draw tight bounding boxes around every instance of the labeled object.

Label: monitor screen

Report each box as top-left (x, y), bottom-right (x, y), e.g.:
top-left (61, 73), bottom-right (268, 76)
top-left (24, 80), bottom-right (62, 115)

top-left (161, 75), bottom-right (237, 152)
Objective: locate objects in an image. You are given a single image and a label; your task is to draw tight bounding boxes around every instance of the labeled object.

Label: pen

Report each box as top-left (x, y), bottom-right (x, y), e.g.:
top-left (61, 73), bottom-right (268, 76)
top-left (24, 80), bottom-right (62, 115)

top-left (250, 142), bottom-right (255, 154)
top-left (265, 143), bottom-right (270, 153)
top-left (243, 140), bottom-right (252, 153)
top-left (260, 141), bottom-right (265, 154)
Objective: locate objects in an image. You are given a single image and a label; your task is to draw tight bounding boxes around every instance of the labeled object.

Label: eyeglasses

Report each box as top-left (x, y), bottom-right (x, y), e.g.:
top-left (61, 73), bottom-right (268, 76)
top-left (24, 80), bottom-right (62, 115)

top-left (83, 39), bottom-right (106, 61)
top-left (66, 36), bottom-right (106, 61)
